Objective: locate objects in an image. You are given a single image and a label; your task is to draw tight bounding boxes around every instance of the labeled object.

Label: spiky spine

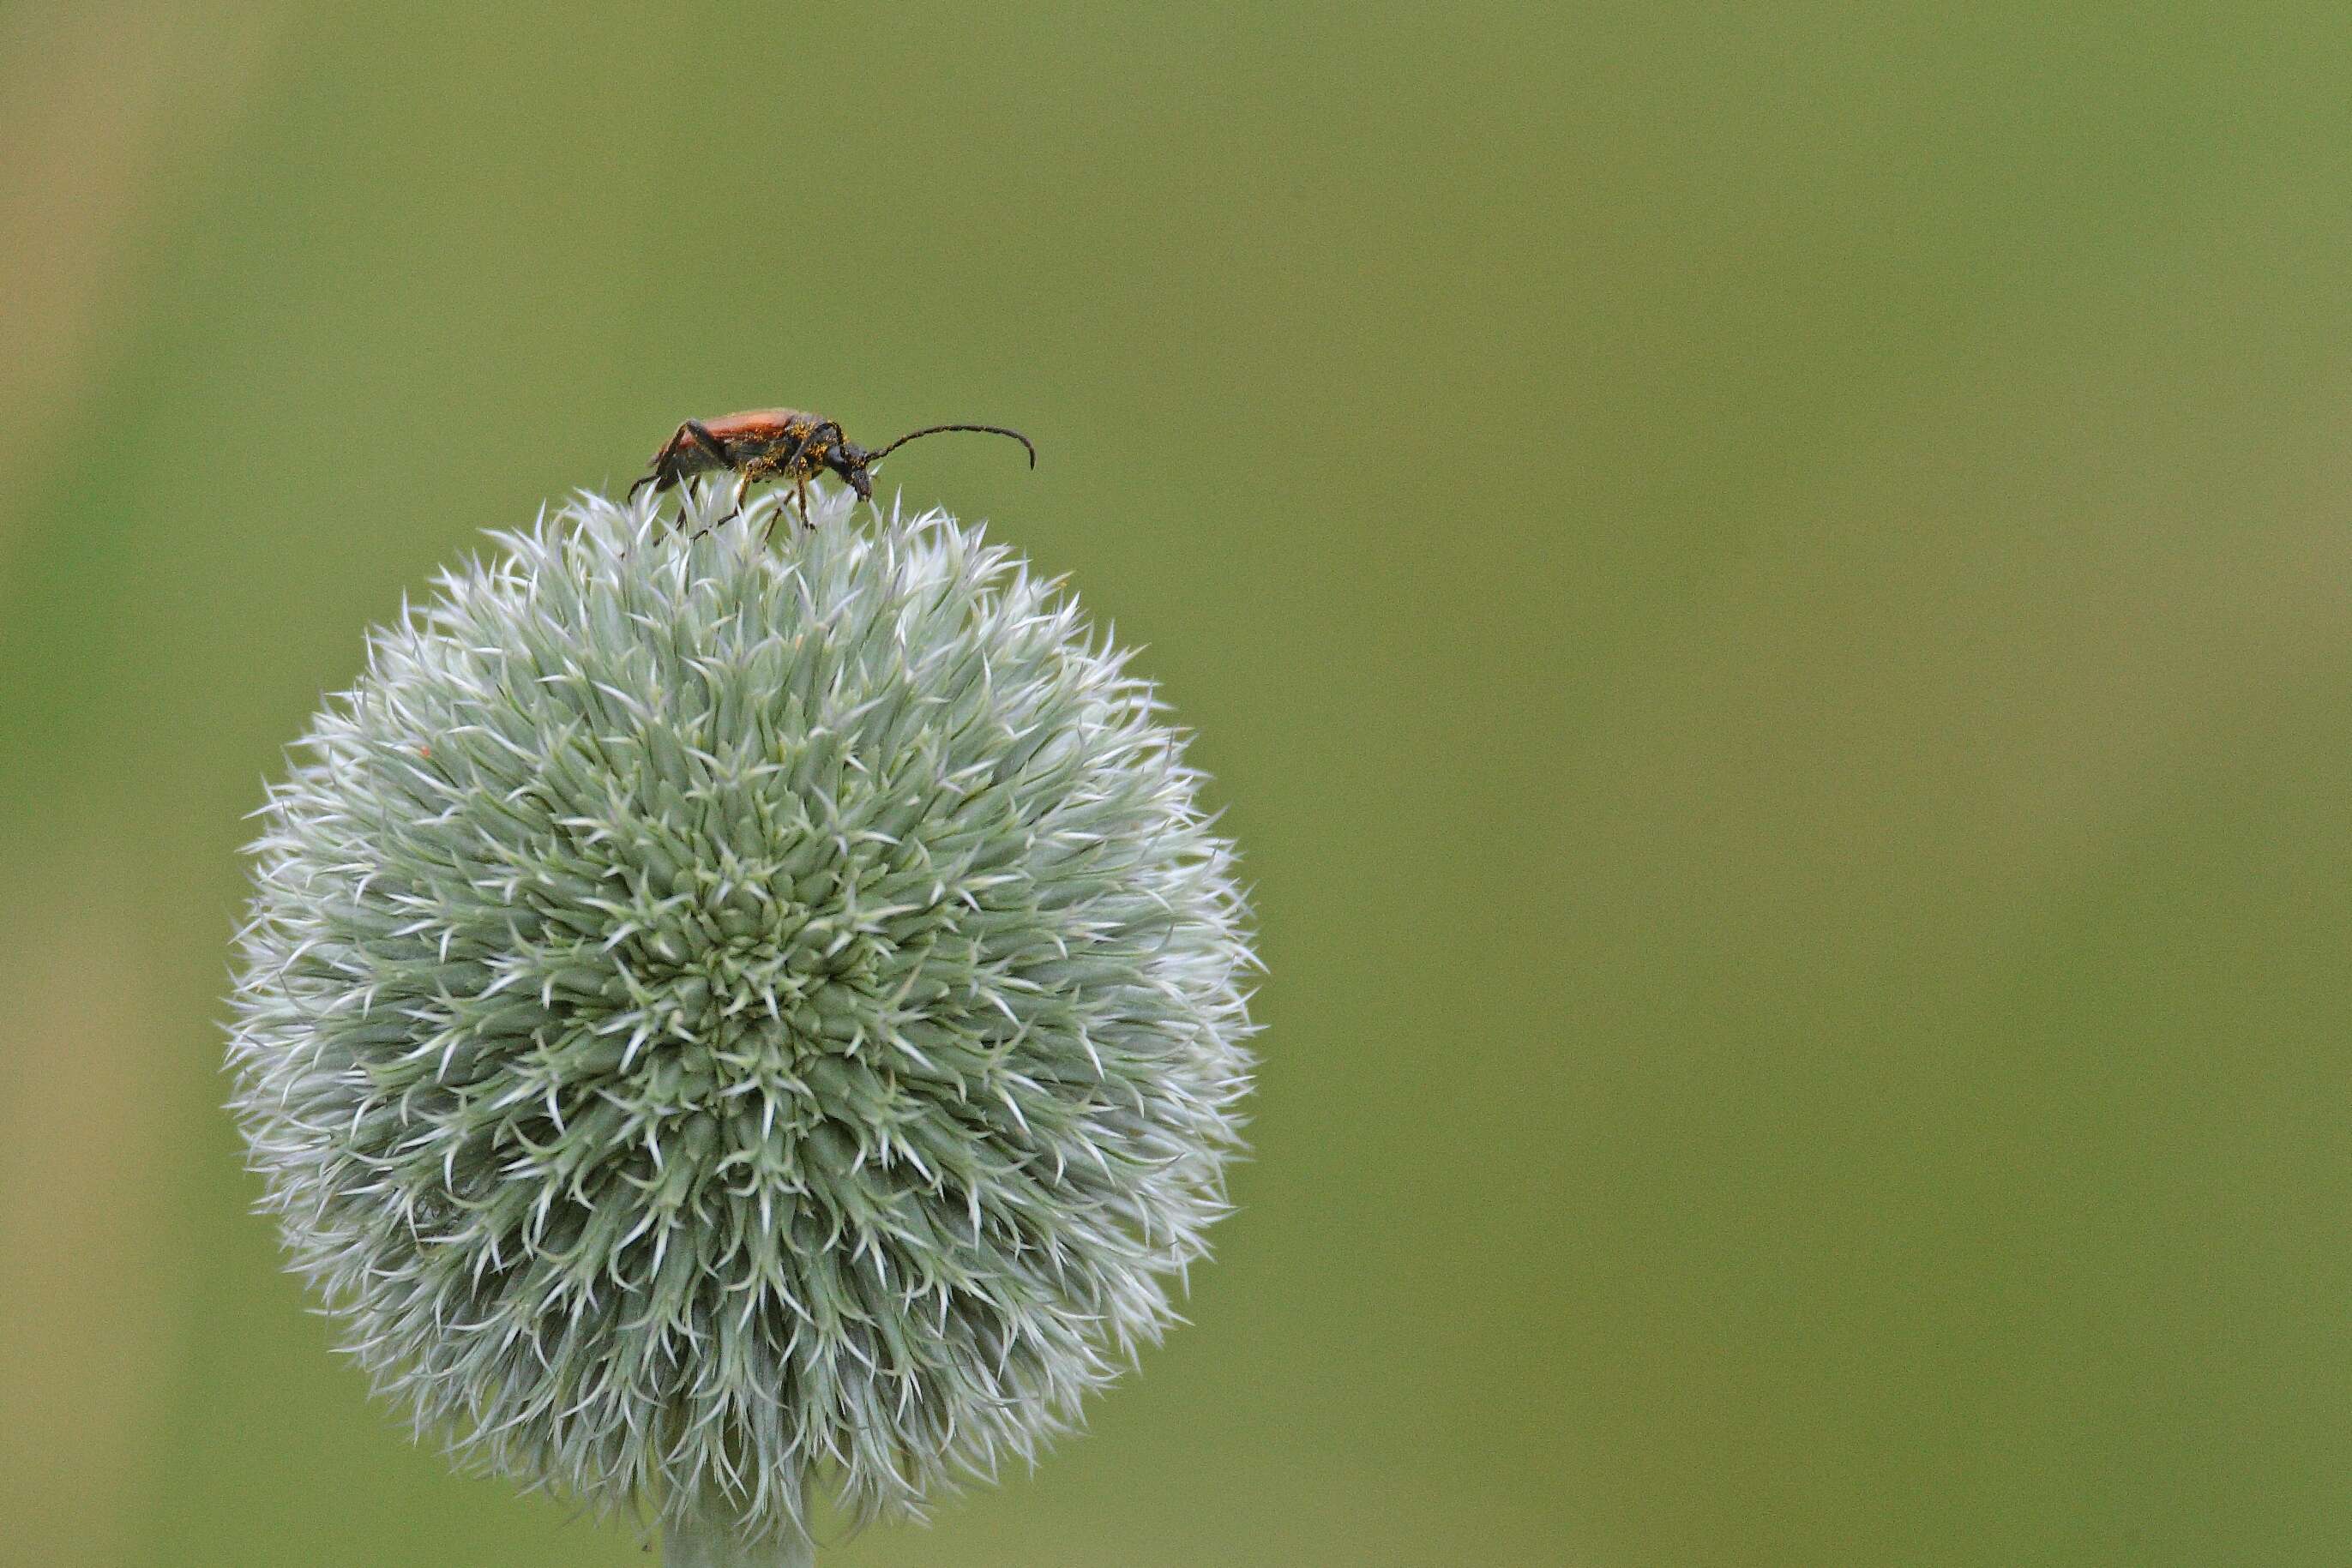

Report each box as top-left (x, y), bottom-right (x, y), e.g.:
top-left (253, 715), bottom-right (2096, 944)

top-left (226, 484), bottom-right (1256, 1560)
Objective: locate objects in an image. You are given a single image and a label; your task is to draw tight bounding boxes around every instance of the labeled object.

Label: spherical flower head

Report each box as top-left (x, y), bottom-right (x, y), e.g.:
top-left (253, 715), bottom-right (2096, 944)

top-left (226, 484), bottom-right (1256, 1560)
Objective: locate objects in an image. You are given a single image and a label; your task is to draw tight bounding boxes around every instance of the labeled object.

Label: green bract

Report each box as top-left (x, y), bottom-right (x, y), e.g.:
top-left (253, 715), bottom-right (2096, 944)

top-left (227, 484), bottom-right (1255, 1560)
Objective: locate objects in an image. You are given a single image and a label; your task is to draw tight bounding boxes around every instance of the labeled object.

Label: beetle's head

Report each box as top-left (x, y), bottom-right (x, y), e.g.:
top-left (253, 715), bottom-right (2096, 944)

top-left (829, 440), bottom-right (875, 502)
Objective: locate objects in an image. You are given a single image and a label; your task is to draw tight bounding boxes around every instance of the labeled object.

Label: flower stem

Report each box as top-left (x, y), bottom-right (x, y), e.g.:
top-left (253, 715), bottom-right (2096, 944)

top-left (662, 1505), bottom-right (814, 1568)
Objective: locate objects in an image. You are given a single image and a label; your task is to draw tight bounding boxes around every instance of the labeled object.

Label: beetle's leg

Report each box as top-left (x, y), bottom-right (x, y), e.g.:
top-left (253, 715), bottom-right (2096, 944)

top-left (755, 433), bottom-right (820, 543)
top-left (677, 421), bottom-right (745, 529)
top-left (689, 474), bottom-right (745, 540)
top-left (628, 423), bottom-right (697, 503)
top-left (769, 475), bottom-right (805, 538)
top-left (774, 429), bottom-right (815, 475)
top-left (683, 420), bottom-right (731, 466)
top-left (767, 472), bottom-right (804, 545)
top-left (693, 468), bottom-right (753, 538)
top-left (801, 422), bottom-right (845, 489)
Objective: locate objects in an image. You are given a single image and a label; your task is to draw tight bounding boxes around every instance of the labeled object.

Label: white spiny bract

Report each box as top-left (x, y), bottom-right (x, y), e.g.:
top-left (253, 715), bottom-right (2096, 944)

top-left (226, 484), bottom-right (1255, 1558)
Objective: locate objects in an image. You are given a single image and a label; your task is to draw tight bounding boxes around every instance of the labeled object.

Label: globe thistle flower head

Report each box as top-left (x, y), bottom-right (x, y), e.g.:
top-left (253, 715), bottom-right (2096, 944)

top-left (226, 483), bottom-right (1256, 1561)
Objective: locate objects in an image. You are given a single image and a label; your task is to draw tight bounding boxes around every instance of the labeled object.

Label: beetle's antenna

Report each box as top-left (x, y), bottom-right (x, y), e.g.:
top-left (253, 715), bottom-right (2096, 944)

top-left (867, 424), bottom-right (1038, 469)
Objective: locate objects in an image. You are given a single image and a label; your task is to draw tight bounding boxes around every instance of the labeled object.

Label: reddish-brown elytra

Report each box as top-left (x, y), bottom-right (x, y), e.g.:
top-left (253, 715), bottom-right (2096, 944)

top-left (627, 409), bottom-right (1036, 538)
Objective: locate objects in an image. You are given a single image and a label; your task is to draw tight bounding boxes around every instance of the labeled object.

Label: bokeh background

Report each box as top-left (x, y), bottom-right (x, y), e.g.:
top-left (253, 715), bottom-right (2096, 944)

top-left (6, 3), bottom-right (2352, 1564)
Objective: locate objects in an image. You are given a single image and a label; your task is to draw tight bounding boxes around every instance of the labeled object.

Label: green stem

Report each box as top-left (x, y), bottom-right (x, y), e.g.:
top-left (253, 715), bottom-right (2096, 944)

top-left (661, 1502), bottom-right (814, 1568)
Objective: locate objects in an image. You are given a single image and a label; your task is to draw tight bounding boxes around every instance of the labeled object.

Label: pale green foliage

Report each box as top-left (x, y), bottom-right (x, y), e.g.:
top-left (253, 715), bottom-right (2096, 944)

top-left (227, 484), bottom-right (1256, 1557)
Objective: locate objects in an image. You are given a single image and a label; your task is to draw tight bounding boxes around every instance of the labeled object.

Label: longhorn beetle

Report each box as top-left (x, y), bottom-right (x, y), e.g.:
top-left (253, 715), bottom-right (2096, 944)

top-left (627, 409), bottom-right (1036, 536)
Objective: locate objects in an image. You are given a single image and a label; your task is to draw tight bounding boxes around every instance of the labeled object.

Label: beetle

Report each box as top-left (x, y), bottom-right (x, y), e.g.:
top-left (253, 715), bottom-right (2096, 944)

top-left (626, 409), bottom-right (1036, 535)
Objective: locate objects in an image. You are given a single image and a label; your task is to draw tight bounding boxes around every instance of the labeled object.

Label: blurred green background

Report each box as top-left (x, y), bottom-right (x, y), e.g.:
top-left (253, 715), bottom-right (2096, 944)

top-left (6, 2), bottom-right (2352, 1563)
